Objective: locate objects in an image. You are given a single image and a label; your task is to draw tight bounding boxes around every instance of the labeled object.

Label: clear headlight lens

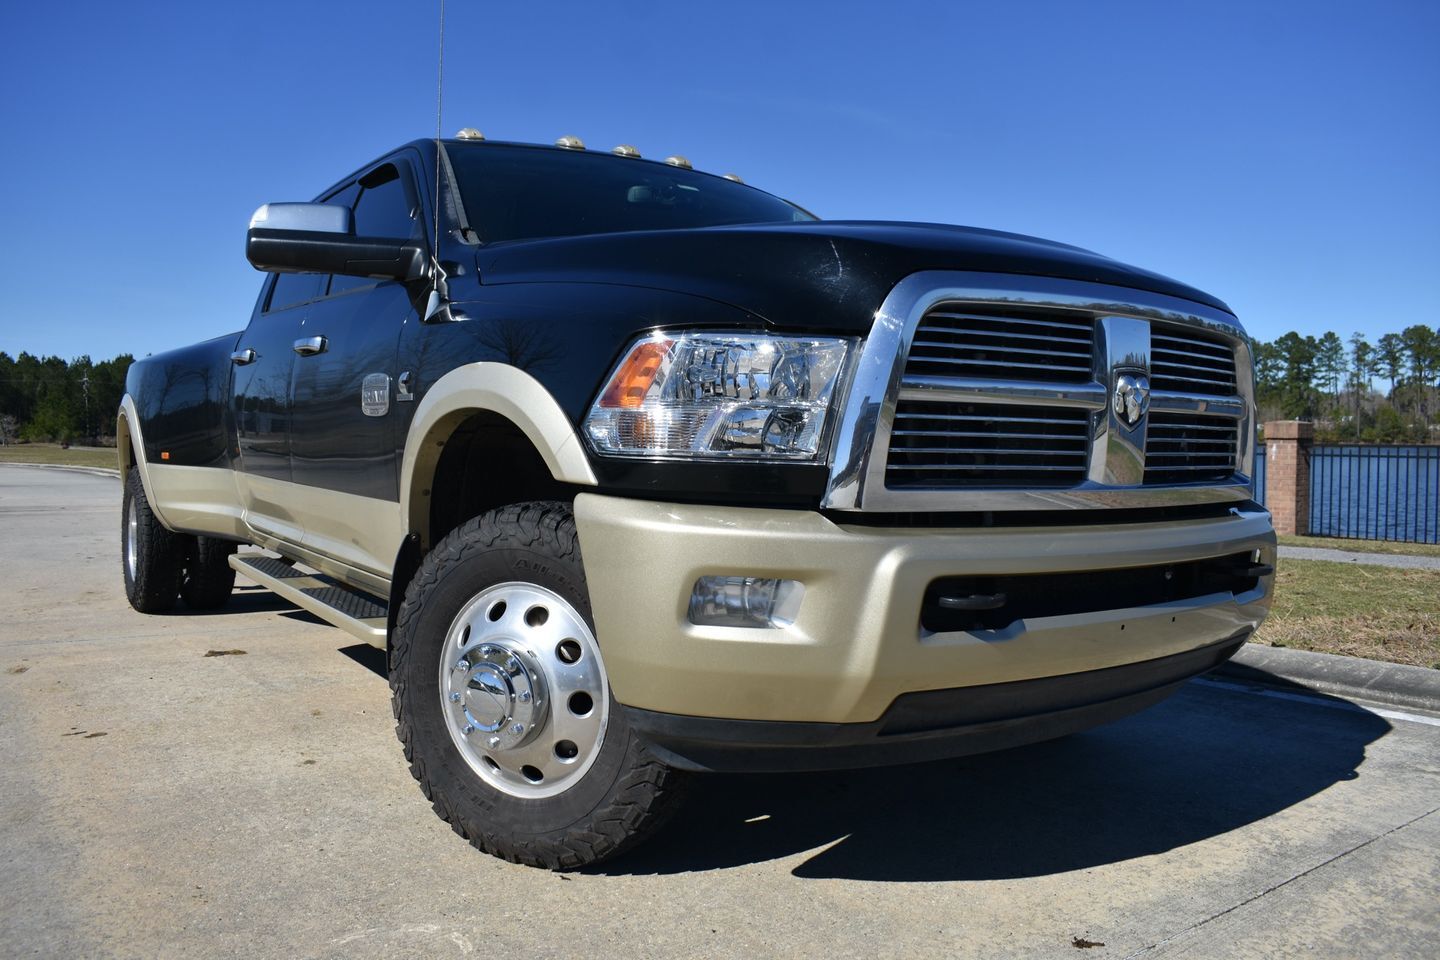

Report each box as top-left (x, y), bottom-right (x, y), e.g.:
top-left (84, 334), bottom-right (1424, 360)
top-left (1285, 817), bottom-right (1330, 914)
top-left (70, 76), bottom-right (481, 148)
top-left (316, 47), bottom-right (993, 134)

top-left (584, 332), bottom-right (852, 460)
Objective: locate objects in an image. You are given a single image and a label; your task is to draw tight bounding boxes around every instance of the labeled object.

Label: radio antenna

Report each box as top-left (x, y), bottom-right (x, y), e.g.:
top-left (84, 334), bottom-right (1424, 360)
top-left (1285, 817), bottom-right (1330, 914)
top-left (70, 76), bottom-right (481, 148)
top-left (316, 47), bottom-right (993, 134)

top-left (424, 0), bottom-right (449, 321)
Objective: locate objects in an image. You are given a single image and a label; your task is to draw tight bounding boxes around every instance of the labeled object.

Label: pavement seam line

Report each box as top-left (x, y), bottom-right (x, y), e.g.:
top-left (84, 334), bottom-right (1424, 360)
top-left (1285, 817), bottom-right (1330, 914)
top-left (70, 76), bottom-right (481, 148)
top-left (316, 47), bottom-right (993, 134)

top-left (1121, 804), bottom-right (1440, 959)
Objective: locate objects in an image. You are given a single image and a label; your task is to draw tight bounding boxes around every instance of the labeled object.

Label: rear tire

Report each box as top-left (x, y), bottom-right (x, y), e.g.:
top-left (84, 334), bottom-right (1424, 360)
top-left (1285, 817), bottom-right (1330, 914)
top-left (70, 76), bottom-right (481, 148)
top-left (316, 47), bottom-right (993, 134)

top-left (390, 501), bottom-right (687, 869)
top-left (181, 536), bottom-right (237, 610)
top-left (122, 468), bottom-right (181, 613)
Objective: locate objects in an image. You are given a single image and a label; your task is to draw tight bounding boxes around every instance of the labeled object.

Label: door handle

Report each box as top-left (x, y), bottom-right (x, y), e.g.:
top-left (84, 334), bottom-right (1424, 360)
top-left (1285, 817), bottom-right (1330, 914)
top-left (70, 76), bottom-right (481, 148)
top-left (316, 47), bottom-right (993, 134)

top-left (230, 348), bottom-right (256, 366)
top-left (293, 336), bottom-right (327, 356)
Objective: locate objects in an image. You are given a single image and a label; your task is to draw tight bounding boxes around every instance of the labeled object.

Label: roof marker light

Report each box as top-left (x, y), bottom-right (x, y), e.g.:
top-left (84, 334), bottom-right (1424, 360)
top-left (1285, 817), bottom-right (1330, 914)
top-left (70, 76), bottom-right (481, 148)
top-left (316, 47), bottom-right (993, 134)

top-left (454, 128), bottom-right (485, 140)
top-left (612, 144), bottom-right (641, 158)
top-left (555, 135), bottom-right (586, 150)
top-left (722, 173), bottom-right (744, 183)
top-left (663, 155), bottom-right (692, 169)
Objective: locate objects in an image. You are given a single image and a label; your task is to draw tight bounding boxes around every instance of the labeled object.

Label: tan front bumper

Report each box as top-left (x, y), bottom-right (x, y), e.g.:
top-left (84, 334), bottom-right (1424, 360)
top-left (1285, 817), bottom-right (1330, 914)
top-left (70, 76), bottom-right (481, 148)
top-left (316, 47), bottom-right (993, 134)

top-left (574, 494), bottom-right (1275, 724)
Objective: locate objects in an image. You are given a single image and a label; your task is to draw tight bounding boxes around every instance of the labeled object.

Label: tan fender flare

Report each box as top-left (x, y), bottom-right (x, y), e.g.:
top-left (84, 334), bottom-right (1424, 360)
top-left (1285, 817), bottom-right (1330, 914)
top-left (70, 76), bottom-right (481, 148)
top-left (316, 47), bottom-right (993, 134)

top-left (117, 394), bottom-right (174, 529)
top-left (399, 363), bottom-right (598, 544)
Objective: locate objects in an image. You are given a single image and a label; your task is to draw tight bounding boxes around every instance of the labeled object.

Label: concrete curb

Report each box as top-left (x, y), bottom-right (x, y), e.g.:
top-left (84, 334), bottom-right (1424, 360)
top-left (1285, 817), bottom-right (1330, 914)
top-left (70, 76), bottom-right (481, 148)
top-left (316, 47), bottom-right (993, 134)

top-left (0, 462), bottom-right (120, 479)
top-left (1215, 643), bottom-right (1440, 714)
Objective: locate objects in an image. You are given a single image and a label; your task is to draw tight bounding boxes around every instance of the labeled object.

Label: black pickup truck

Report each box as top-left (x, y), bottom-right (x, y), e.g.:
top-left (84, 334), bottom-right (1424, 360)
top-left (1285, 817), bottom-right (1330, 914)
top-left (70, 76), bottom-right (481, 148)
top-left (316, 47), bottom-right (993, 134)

top-left (119, 133), bottom-right (1275, 868)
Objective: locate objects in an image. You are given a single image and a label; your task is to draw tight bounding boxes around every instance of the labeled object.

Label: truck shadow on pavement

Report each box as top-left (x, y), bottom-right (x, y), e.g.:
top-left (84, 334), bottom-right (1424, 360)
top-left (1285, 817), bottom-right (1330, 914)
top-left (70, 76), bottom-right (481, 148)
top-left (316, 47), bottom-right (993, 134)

top-left (597, 677), bottom-right (1391, 881)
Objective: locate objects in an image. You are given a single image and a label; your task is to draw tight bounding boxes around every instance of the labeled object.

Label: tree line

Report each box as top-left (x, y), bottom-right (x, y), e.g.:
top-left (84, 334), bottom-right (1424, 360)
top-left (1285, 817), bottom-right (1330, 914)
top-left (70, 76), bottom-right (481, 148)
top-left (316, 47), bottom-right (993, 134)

top-left (0, 352), bottom-right (134, 444)
top-left (1253, 324), bottom-right (1439, 443)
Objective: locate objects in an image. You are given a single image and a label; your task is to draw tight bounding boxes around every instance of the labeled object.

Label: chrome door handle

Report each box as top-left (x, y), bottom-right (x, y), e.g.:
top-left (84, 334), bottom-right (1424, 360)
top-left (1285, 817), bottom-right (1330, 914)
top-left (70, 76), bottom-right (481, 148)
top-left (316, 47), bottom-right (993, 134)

top-left (293, 336), bottom-right (327, 356)
top-left (230, 348), bottom-right (256, 365)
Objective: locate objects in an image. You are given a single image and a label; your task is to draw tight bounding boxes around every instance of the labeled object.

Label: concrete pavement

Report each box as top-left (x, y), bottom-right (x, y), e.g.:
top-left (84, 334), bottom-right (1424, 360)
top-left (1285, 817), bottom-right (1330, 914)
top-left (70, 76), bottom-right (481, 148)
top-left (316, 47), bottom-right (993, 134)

top-left (1277, 544), bottom-right (1440, 570)
top-left (2, 464), bottom-right (1437, 959)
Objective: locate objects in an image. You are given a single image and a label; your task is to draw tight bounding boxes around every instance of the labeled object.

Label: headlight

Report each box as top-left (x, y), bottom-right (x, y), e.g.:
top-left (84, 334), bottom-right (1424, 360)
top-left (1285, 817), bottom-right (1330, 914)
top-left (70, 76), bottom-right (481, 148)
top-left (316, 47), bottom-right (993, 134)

top-left (584, 332), bottom-right (853, 460)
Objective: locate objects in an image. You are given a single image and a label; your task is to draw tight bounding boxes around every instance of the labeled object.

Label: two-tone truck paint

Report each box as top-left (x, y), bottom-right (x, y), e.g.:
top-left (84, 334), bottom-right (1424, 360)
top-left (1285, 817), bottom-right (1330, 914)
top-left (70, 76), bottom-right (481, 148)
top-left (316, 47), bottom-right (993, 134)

top-left (119, 136), bottom-right (1274, 868)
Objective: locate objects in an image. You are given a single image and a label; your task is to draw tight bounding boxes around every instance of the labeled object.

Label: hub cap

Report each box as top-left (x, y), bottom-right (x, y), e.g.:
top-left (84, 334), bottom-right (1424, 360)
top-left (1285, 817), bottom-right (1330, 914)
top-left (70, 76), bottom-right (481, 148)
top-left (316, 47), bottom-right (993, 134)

top-left (439, 582), bottom-right (609, 799)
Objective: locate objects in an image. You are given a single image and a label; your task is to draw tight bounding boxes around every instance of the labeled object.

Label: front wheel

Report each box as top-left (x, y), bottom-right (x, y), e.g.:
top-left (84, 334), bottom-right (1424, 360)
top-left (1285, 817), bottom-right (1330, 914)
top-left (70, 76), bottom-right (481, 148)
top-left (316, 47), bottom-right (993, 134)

top-left (389, 502), bottom-right (687, 869)
top-left (121, 468), bottom-right (181, 613)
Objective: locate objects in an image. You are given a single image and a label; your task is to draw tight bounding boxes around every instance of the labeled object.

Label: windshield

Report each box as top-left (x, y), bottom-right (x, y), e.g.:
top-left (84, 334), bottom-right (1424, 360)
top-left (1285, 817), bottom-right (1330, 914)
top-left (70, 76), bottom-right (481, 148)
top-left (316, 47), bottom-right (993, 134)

top-left (446, 143), bottom-right (814, 244)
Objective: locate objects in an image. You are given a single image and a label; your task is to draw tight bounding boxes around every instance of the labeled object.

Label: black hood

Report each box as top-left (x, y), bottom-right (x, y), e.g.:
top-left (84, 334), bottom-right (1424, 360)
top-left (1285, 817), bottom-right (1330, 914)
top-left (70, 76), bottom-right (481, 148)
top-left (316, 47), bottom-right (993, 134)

top-left (473, 220), bottom-right (1232, 333)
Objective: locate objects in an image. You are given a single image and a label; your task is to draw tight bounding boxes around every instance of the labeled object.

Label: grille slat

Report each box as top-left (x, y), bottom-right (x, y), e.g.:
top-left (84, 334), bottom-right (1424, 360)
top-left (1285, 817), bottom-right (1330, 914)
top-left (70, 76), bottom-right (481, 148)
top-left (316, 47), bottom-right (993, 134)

top-left (1144, 412), bottom-right (1238, 484)
top-left (894, 413), bottom-right (1086, 426)
top-left (1150, 354), bottom-right (1235, 375)
top-left (895, 446), bottom-right (1089, 457)
top-left (914, 327), bottom-right (1091, 347)
top-left (911, 340), bottom-right (1090, 360)
top-left (924, 311), bottom-right (1095, 336)
top-left (886, 399), bottom-right (1090, 488)
top-left (893, 430), bottom-right (1091, 441)
top-left (904, 356), bottom-right (1094, 374)
top-left (1152, 334), bottom-right (1233, 359)
top-left (904, 308), bottom-right (1096, 384)
top-left (1150, 325), bottom-right (1238, 397)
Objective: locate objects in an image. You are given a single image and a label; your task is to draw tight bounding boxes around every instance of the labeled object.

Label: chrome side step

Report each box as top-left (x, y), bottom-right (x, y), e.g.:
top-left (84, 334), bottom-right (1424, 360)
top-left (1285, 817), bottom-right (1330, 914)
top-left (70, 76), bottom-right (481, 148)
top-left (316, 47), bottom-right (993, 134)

top-left (229, 553), bottom-right (387, 645)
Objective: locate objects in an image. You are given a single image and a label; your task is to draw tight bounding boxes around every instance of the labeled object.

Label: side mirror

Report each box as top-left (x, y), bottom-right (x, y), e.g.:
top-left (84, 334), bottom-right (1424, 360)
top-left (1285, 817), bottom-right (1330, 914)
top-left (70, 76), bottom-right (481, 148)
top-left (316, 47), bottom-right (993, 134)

top-left (245, 202), bottom-right (426, 281)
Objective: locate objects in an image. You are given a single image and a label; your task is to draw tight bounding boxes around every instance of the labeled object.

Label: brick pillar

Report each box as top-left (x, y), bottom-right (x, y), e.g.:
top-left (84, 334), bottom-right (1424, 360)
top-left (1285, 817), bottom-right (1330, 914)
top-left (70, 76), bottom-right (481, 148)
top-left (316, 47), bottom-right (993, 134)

top-left (1263, 420), bottom-right (1313, 536)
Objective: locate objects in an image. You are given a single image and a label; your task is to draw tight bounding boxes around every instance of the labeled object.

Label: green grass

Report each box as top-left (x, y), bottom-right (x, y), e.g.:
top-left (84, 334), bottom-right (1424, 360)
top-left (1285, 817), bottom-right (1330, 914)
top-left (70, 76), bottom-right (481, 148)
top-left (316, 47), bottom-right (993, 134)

top-left (1255, 557), bottom-right (1440, 668)
top-left (1277, 534), bottom-right (1440, 557)
top-left (0, 443), bottom-right (119, 470)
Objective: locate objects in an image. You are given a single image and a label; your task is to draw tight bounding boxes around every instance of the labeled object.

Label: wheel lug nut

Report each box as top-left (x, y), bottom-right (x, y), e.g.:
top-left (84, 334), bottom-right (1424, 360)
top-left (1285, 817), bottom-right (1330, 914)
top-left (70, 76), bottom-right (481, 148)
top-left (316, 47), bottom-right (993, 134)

top-left (455, 659), bottom-right (470, 671)
top-left (449, 692), bottom-right (461, 703)
top-left (487, 736), bottom-right (501, 748)
top-left (511, 723), bottom-right (525, 735)
top-left (462, 724), bottom-right (474, 735)
top-left (518, 691), bottom-right (531, 703)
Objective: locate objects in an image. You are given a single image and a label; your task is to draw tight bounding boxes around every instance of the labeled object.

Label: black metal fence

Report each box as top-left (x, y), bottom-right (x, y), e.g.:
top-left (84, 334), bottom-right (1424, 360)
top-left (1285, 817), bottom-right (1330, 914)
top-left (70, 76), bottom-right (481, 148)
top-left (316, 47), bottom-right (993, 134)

top-left (1241, 443), bottom-right (1439, 543)
top-left (1309, 445), bottom-right (1440, 544)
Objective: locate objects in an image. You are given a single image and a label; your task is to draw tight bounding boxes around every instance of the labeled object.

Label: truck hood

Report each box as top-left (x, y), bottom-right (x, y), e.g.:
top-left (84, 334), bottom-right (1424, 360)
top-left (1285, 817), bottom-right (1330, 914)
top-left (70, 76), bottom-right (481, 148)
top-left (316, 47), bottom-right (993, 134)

top-left (473, 220), bottom-right (1232, 333)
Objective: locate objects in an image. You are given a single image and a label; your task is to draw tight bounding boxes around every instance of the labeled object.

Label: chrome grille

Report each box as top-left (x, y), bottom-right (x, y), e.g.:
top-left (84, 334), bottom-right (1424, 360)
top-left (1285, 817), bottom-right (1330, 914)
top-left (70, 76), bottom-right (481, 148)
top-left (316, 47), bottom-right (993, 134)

top-left (1150, 324), bottom-right (1237, 396)
top-left (904, 308), bottom-right (1095, 384)
top-left (1144, 413), bottom-right (1239, 484)
top-left (823, 274), bottom-right (1256, 513)
top-left (885, 401), bottom-right (1090, 488)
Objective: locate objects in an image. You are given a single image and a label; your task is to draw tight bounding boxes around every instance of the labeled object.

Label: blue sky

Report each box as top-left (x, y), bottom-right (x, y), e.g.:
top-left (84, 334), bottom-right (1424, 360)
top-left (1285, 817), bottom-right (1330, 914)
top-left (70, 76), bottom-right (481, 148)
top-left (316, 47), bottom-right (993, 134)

top-left (1, 0), bottom-right (1436, 361)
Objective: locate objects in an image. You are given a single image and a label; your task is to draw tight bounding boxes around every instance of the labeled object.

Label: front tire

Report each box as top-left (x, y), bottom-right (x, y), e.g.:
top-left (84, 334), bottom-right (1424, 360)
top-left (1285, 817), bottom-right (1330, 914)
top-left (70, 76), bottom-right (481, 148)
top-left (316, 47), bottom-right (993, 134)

top-left (390, 501), bottom-right (687, 869)
top-left (122, 468), bottom-right (181, 613)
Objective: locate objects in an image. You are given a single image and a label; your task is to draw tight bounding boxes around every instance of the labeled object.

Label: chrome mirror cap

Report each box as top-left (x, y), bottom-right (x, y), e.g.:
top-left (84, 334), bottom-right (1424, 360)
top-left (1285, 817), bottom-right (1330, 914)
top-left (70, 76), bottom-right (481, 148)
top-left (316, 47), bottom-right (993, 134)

top-left (248, 202), bottom-right (353, 235)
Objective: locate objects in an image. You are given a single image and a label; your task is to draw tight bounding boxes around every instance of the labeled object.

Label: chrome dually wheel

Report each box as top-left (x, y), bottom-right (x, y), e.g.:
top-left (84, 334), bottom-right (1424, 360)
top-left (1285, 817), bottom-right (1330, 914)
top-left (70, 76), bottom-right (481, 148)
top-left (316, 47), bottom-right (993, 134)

top-left (391, 501), bottom-right (687, 870)
top-left (440, 582), bottom-right (609, 799)
top-left (125, 496), bottom-right (139, 581)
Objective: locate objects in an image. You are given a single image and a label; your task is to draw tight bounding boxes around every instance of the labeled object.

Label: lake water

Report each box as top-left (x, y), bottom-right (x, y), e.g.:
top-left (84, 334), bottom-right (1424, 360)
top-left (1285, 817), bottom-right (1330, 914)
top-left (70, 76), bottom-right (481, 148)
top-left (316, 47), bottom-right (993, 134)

top-left (1307, 445), bottom-right (1440, 543)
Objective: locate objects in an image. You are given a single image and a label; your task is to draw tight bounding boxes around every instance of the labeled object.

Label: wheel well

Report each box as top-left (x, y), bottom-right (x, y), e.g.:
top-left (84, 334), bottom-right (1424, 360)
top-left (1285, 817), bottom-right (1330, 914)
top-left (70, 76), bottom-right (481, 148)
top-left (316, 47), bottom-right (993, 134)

top-left (117, 413), bottom-right (135, 475)
top-left (425, 411), bottom-right (576, 549)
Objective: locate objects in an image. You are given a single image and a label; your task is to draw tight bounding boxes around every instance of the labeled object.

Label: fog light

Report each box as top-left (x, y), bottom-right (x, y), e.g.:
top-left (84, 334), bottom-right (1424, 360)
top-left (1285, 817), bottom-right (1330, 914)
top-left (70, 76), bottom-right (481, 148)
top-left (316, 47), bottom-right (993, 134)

top-left (688, 577), bottom-right (804, 629)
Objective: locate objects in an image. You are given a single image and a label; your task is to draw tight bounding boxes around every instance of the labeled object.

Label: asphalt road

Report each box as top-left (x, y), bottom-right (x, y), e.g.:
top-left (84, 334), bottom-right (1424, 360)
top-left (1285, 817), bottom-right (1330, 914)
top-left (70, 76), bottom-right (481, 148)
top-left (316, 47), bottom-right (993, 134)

top-left (2, 464), bottom-right (1438, 960)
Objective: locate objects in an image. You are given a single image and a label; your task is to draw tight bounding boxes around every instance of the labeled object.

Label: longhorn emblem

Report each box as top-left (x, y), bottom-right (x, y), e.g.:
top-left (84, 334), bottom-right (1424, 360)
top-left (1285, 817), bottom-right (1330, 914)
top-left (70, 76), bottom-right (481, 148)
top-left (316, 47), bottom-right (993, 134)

top-left (1113, 372), bottom-right (1150, 427)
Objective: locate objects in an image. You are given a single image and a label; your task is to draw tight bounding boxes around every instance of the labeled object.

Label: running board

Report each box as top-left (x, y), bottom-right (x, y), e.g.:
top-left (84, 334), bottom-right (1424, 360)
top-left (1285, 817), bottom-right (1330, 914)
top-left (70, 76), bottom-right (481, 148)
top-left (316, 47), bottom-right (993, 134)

top-left (230, 554), bottom-right (388, 644)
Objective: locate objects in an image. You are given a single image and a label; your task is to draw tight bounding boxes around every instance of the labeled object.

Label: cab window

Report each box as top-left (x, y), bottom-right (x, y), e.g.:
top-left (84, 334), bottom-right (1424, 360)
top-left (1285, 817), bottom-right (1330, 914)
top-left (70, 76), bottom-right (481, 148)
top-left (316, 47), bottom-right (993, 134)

top-left (266, 272), bottom-right (325, 312)
top-left (328, 164), bottom-right (420, 296)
